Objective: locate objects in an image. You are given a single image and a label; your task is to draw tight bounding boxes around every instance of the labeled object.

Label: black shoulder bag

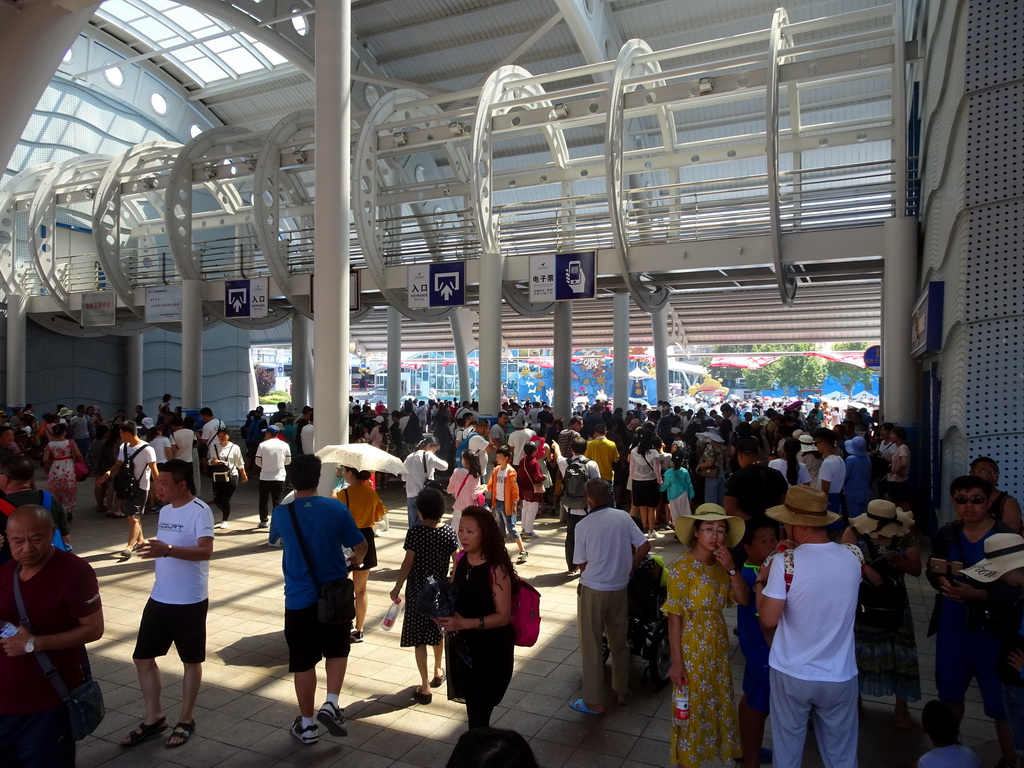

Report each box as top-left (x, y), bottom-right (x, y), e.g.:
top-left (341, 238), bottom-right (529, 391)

top-left (422, 453), bottom-right (446, 492)
top-left (286, 503), bottom-right (355, 624)
top-left (13, 566), bottom-right (104, 740)
top-left (856, 536), bottom-right (906, 631)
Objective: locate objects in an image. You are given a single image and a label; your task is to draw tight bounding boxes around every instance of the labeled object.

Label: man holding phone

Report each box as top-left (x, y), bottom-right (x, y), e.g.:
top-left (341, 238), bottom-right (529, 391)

top-left (926, 475), bottom-right (1018, 768)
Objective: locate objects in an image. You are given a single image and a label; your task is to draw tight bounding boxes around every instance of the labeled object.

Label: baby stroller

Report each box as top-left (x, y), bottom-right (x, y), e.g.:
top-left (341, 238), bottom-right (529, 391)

top-left (603, 554), bottom-right (671, 687)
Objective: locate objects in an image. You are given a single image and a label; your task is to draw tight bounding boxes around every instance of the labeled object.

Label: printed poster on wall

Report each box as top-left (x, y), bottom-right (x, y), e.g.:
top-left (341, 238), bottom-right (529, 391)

top-left (145, 285), bottom-right (183, 322)
top-left (81, 292), bottom-right (116, 327)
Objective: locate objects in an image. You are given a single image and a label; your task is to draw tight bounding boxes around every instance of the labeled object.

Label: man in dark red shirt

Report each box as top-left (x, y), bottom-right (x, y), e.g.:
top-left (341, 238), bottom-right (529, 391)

top-left (0, 505), bottom-right (104, 766)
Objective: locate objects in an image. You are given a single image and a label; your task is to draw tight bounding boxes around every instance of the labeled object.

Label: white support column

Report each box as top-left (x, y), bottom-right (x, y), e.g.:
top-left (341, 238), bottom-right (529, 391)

top-left (387, 305), bottom-right (402, 411)
top-left (450, 308), bottom-right (474, 404)
top-left (291, 314), bottom-right (313, 409)
top-left (881, 217), bottom-right (918, 425)
top-left (313, 0), bottom-right (351, 484)
top-left (553, 301), bottom-right (572, 418)
top-left (613, 292), bottom-right (630, 410)
top-left (478, 252), bottom-right (504, 416)
top-left (126, 333), bottom-right (144, 412)
top-left (5, 294), bottom-right (26, 405)
top-left (180, 279), bottom-right (203, 410)
top-left (652, 306), bottom-right (670, 404)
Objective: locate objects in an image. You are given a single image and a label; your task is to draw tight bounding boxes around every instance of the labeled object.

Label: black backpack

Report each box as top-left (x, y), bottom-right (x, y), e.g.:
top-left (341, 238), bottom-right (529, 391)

top-left (113, 442), bottom-right (144, 501)
top-left (403, 414), bottom-right (423, 445)
top-left (562, 456), bottom-right (589, 509)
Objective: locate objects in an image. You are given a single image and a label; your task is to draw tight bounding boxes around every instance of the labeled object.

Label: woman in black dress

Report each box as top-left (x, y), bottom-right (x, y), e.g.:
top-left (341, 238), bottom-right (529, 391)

top-left (390, 488), bottom-right (459, 704)
top-left (435, 505), bottom-right (517, 728)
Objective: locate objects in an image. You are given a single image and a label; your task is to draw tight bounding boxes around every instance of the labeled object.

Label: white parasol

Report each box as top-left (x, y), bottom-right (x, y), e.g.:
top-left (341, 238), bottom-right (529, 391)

top-left (315, 443), bottom-right (408, 475)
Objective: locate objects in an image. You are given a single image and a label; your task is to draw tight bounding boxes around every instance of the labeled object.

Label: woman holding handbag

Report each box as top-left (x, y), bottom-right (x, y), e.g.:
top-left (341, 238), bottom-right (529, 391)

top-left (447, 450), bottom-right (484, 533)
top-left (207, 427), bottom-right (247, 529)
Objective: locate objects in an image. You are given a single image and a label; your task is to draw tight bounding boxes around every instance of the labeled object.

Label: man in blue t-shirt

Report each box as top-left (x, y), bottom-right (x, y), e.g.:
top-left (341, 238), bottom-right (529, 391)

top-left (736, 520), bottom-right (778, 768)
top-left (269, 454), bottom-right (367, 747)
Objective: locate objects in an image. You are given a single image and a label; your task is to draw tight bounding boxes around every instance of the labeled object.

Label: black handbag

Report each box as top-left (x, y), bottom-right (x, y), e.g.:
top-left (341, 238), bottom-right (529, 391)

top-left (421, 453), bottom-right (446, 492)
top-left (856, 537), bottom-right (906, 631)
top-left (13, 566), bottom-right (104, 740)
top-left (286, 503), bottom-right (355, 624)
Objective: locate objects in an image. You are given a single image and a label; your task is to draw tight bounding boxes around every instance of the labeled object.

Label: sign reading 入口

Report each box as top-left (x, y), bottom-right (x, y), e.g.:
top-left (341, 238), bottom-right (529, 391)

top-left (408, 262), bottom-right (465, 308)
top-left (224, 278), bottom-right (268, 318)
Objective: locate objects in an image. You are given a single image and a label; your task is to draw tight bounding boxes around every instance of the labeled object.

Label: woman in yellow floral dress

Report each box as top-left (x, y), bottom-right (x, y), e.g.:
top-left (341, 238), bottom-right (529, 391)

top-left (666, 503), bottom-right (748, 767)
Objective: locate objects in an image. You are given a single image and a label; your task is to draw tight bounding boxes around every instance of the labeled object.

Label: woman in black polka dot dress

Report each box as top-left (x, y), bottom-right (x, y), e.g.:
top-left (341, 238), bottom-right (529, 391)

top-left (390, 487), bottom-right (459, 704)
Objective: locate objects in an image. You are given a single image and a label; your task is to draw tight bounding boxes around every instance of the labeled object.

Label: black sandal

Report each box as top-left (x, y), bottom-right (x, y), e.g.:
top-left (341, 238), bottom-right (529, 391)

top-left (121, 716), bottom-right (167, 747)
top-left (166, 720), bottom-right (195, 748)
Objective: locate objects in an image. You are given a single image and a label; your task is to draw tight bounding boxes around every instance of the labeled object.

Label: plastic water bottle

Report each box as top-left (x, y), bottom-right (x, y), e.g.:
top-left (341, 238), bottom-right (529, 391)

top-left (381, 599), bottom-right (401, 631)
top-left (673, 684), bottom-right (690, 721)
top-left (0, 621), bottom-right (19, 639)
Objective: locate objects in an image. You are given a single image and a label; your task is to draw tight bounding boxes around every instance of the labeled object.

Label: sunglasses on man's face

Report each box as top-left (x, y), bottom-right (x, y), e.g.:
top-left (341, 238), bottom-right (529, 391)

top-left (953, 495), bottom-right (986, 505)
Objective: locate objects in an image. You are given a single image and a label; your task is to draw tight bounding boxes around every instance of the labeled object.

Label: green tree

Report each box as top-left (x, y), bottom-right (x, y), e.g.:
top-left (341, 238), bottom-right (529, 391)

top-left (823, 342), bottom-right (877, 397)
top-left (702, 344), bottom-right (826, 394)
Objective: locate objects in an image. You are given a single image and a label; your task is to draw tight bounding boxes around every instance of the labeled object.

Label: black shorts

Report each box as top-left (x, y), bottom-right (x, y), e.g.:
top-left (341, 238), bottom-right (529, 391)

top-left (632, 479), bottom-right (660, 507)
top-left (133, 598), bottom-right (209, 663)
top-left (284, 603), bottom-right (351, 672)
top-left (124, 487), bottom-right (149, 517)
top-left (351, 527), bottom-right (377, 571)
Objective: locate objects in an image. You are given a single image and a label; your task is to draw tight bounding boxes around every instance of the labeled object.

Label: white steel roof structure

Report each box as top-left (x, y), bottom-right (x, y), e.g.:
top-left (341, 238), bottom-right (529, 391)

top-left (0, 0), bottom-right (905, 353)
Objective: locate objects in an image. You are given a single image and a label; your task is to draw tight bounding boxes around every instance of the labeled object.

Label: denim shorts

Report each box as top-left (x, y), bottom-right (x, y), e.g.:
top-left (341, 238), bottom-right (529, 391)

top-left (494, 500), bottom-right (519, 539)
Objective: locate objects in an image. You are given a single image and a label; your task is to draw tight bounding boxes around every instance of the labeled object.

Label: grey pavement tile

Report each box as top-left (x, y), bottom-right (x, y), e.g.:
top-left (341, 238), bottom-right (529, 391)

top-left (360, 728), bottom-right (425, 759)
top-left (563, 749), bottom-right (627, 768)
top-left (388, 737), bottom-right (456, 767)
top-left (531, 737), bottom-right (577, 768)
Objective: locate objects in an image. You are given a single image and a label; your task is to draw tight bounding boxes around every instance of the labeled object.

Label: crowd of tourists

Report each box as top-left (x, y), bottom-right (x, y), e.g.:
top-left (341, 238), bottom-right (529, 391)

top-left (0, 394), bottom-right (1022, 768)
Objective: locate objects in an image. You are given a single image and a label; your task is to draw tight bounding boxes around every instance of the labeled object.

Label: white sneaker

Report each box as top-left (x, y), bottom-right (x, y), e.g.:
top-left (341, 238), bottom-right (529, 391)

top-left (215, 522), bottom-right (229, 530)
top-left (316, 701), bottom-right (348, 737)
top-left (290, 716), bottom-right (318, 745)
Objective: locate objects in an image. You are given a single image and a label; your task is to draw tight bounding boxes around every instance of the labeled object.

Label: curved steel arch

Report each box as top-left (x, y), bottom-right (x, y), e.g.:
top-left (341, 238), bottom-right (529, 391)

top-left (93, 140), bottom-right (183, 322)
top-left (167, 126), bottom-right (293, 329)
top-left (354, 88), bottom-right (457, 323)
top-left (29, 155), bottom-right (110, 320)
top-left (605, 40), bottom-right (670, 314)
top-left (254, 108), bottom-right (315, 319)
top-left (0, 164), bottom-right (56, 297)
top-left (767, 7), bottom-right (797, 306)
top-left (471, 66), bottom-right (562, 318)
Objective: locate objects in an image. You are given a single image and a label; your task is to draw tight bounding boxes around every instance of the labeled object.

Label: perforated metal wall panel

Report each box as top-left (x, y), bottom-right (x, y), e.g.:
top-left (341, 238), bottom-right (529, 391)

top-left (922, 0), bottom-right (1024, 523)
top-left (23, 323), bottom-right (126, 413)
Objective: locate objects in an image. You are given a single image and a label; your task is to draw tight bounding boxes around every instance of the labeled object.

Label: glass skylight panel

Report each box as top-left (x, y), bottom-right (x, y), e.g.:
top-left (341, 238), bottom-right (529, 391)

top-left (251, 39), bottom-right (287, 66)
top-left (220, 48), bottom-right (262, 75)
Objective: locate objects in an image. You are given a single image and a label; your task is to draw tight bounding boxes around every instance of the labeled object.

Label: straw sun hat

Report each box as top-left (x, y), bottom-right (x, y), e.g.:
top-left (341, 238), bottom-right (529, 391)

top-left (849, 499), bottom-right (913, 539)
top-left (673, 503), bottom-right (745, 548)
top-left (766, 485), bottom-right (839, 527)
top-left (961, 534), bottom-right (1024, 583)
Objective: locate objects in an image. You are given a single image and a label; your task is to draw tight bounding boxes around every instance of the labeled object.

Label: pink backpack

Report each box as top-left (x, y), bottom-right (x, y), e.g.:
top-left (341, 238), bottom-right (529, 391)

top-left (456, 552), bottom-right (542, 647)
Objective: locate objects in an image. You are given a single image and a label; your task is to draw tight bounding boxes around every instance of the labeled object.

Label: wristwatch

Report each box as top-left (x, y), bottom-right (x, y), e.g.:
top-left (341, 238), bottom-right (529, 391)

top-left (24, 636), bottom-right (35, 653)
top-left (727, 568), bottom-right (737, 576)
top-left (164, 545), bottom-right (173, 558)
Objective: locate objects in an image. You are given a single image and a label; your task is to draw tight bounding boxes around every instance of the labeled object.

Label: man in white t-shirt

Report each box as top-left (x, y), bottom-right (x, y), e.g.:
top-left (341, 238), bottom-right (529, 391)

top-left (812, 428), bottom-right (846, 527)
top-left (171, 416), bottom-right (196, 462)
top-left (197, 408), bottom-right (224, 455)
top-left (506, 411), bottom-right (536, 466)
top-left (255, 426), bottom-right (291, 529)
top-left (300, 411), bottom-right (315, 456)
top-left (754, 485), bottom-right (863, 768)
top-left (99, 421), bottom-right (160, 558)
top-left (572, 479), bottom-right (650, 715)
top-left (122, 459), bottom-right (214, 750)
top-left (467, 420), bottom-right (493, 480)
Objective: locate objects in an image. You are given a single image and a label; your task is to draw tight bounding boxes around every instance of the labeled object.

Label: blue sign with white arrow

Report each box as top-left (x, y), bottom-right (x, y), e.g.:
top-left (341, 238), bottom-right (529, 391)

top-left (428, 262), bottom-right (465, 307)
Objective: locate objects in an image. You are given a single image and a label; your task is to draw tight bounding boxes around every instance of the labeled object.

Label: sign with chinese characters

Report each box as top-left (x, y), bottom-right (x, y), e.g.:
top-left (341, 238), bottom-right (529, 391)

top-left (408, 262), bottom-right (465, 308)
top-left (530, 251), bottom-right (596, 302)
top-left (225, 278), bottom-right (268, 318)
top-left (145, 285), bottom-right (182, 323)
top-left (81, 292), bottom-right (115, 327)
top-left (910, 281), bottom-right (944, 358)
top-left (862, 345), bottom-right (881, 371)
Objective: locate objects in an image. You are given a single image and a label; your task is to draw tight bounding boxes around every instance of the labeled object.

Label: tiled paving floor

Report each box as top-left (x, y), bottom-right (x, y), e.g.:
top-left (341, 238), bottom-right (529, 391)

top-left (47, 474), bottom-right (1005, 767)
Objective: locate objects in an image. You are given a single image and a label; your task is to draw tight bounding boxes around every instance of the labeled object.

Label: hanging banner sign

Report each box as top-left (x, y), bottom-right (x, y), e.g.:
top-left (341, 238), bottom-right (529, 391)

top-left (225, 277), bottom-right (268, 318)
top-left (408, 262), bottom-right (465, 308)
top-left (145, 285), bottom-right (182, 322)
top-left (530, 251), bottom-right (596, 302)
top-left (81, 292), bottom-right (116, 327)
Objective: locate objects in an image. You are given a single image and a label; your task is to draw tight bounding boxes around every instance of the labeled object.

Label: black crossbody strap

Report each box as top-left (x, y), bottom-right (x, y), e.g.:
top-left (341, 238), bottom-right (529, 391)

top-left (286, 502), bottom-right (321, 592)
top-left (12, 565), bottom-right (91, 702)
